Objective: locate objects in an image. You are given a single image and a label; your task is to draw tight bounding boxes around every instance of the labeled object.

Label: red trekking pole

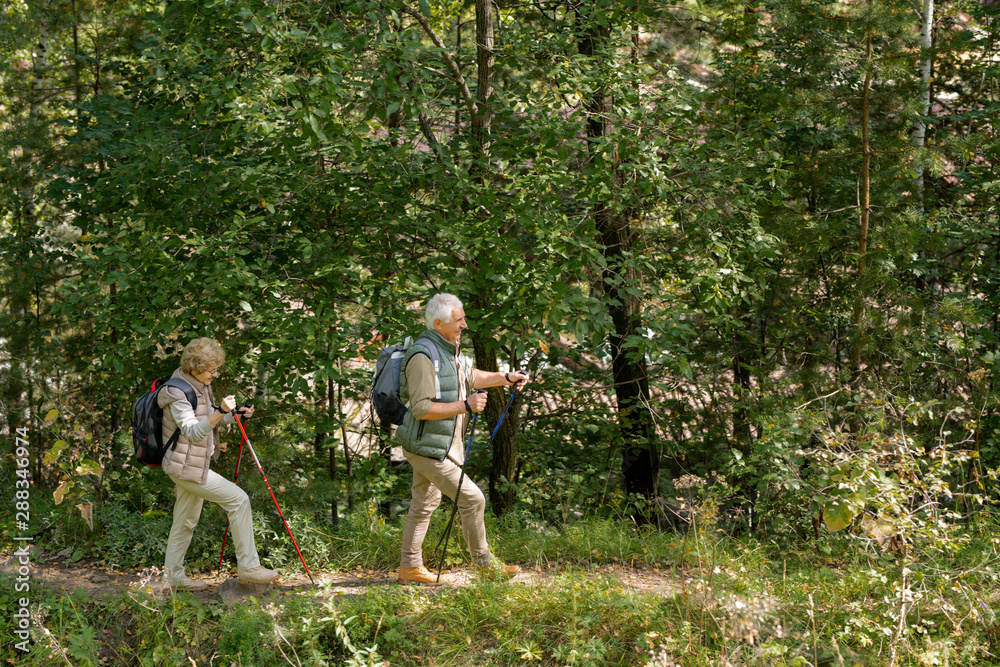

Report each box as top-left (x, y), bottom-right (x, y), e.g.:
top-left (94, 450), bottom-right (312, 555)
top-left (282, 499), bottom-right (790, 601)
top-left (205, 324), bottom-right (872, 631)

top-left (217, 420), bottom-right (247, 572)
top-left (223, 409), bottom-right (316, 585)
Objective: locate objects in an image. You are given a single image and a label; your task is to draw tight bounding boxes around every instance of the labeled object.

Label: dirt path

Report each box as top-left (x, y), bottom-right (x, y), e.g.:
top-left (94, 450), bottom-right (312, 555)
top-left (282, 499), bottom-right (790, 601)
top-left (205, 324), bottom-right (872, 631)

top-left (3, 549), bottom-right (682, 604)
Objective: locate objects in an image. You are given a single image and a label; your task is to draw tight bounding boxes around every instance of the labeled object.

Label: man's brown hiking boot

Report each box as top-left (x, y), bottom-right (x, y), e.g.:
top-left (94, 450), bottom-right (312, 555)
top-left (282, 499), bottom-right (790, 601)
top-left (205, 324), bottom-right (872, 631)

top-left (398, 566), bottom-right (448, 585)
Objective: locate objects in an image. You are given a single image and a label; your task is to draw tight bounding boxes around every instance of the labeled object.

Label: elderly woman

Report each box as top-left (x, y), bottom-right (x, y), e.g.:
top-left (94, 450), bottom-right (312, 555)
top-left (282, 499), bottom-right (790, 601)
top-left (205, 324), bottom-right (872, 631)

top-left (159, 337), bottom-right (278, 590)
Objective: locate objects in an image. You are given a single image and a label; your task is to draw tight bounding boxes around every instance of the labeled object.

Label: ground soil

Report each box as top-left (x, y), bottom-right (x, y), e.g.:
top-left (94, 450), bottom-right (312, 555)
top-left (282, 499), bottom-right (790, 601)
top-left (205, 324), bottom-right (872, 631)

top-left (6, 550), bottom-right (682, 604)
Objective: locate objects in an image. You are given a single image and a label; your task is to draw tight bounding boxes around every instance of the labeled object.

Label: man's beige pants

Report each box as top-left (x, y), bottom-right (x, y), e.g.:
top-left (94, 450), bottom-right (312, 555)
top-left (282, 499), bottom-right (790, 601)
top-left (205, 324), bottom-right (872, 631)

top-left (400, 448), bottom-right (493, 569)
top-left (164, 470), bottom-right (261, 582)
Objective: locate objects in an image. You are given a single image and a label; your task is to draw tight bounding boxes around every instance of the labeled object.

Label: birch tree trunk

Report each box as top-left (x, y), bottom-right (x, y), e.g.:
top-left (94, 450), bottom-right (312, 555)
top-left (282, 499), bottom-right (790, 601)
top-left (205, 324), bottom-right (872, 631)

top-left (912, 0), bottom-right (934, 204)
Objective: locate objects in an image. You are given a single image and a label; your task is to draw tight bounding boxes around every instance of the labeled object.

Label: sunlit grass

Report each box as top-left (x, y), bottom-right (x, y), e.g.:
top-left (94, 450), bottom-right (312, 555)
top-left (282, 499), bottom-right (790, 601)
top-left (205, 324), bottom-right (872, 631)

top-left (7, 510), bottom-right (1000, 665)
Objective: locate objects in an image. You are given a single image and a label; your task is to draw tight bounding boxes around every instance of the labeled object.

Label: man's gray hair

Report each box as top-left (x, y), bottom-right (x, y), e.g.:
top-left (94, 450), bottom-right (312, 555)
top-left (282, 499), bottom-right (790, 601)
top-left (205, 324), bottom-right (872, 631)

top-left (425, 293), bottom-right (463, 329)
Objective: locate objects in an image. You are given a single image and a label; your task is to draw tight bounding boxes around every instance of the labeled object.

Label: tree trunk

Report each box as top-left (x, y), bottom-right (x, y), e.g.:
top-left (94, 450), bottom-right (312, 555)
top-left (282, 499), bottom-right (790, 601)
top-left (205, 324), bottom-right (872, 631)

top-left (471, 0), bottom-right (494, 155)
top-left (731, 324), bottom-right (756, 450)
top-left (337, 378), bottom-right (355, 511)
top-left (325, 375), bottom-right (339, 525)
top-left (24, 5), bottom-right (49, 484)
top-left (329, 441), bottom-right (340, 526)
top-left (577, 7), bottom-right (661, 525)
top-left (850, 34), bottom-right (874, 387)
top-left (729, 2), bottom-right (762, 456)
top-left (468, 0), bottom-right (521, 515)
top-left (912, 0), bottom-right (934, 204)
top-left (469, 303), bottom-right (520, 515)
top-left (405, 0), bottom-right (521, 515)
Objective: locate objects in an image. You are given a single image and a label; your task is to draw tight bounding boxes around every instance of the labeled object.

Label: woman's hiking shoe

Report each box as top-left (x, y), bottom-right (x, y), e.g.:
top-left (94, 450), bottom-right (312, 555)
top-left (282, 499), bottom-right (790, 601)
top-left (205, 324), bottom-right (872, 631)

top-left (238, 566), bottom-right (279, 584)
top-left (397, 565), bottom-right (447, 585)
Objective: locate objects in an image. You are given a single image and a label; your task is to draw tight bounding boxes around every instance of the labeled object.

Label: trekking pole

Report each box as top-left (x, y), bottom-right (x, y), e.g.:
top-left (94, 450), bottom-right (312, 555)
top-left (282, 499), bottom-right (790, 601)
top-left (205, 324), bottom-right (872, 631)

top-left (468, 383), bottom-right (522, 482)
top-left (435, 396), bottom-right (482, 582)
top-left (232, 413), bottom-right (316, 586)
top-left (490, 384), bottom-right (520, 443)
top-left (217, 409), bottom-right (248, 571)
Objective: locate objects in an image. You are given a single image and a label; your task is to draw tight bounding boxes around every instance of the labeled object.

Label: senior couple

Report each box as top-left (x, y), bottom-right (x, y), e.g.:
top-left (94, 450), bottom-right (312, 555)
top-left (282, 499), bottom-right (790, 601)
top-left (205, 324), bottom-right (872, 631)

top-left (159, 293), bottom-right (526, 590)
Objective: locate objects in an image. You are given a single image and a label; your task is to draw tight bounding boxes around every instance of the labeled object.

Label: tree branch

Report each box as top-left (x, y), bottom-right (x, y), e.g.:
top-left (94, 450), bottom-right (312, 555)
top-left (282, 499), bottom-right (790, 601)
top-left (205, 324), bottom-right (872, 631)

top-left (400, 4), bottom-right (478, 124)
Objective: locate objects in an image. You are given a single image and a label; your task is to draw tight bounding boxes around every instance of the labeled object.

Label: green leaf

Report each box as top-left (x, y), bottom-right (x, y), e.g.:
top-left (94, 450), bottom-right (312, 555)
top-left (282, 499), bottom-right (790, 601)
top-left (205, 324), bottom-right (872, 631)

top-left (823, 500), bottom-right (858, 533)
top-left (43, 440), bottom-right (68, 465)
top-left (75, 459), bottom-right (103, 477)
top-left (823, 506), bottom-right (852, 533)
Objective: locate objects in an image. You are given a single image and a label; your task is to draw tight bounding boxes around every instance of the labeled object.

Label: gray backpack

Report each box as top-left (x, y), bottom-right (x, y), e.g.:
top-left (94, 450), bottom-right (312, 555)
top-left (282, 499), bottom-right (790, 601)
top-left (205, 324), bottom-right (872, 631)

top-left (371, 336), bottom-right (441, 426)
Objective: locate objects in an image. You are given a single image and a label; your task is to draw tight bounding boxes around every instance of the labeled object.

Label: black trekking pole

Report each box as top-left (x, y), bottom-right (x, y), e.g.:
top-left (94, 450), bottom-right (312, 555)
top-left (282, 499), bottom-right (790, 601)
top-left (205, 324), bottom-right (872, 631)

top-left (232, 411), bottom-right (316, 586)
top-left (434, 383), bottom-right (522, 581)
top-left (434, 393), bottom-right (482, 582)
top-left (217, 408), bottom-right (248, 572)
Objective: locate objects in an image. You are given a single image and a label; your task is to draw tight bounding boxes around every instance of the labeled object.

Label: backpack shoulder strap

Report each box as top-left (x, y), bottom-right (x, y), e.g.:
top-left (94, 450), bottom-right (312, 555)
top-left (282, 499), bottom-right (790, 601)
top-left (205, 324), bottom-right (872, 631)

top-left (414, 336), bottom-right (442, 373)
top-left (161, 378), bottom-right (198, 411)
top-left (163, 426), bottom-right (183, 452)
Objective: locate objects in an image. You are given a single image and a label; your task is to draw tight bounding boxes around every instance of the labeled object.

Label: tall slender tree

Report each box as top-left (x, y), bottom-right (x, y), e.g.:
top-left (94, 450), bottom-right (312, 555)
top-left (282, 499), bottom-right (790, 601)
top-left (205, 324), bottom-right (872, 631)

top-left (574, 0), bottom-right (661, 523)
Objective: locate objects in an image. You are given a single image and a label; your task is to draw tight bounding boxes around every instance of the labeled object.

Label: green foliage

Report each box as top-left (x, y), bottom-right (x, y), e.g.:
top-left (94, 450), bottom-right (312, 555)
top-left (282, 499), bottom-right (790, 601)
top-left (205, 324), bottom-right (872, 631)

top-left (503, 513), bottom-right (685, 569)
top-left (326, 500), bottom-right (421, 572)
top-left (5, 513), bottom-right (1000, 665)
top-left (216, 600), bottom-right (282, 664)
top-left (4, 2), bottom-right (1000, 663)
top-left (93, 505), bottom-right (171, 569)
top-left (327, 574), bottom-right (672, 666)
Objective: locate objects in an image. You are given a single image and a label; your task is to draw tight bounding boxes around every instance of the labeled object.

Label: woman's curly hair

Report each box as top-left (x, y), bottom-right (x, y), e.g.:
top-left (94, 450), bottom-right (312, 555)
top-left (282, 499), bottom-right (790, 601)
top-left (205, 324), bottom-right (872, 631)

top-left (181, 338), bottom-right (226, 375)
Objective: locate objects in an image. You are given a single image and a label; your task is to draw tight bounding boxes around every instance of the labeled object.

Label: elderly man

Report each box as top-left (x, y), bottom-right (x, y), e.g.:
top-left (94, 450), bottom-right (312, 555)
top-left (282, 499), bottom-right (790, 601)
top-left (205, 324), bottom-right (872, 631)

top-left (395, 293), bottom-right (528, 585)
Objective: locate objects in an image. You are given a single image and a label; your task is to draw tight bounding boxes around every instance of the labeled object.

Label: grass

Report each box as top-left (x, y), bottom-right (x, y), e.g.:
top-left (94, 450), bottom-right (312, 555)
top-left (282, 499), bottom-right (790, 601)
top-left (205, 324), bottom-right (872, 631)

top-left (323, 575), bottom-right (675, 665)
top-left (8, 509), bottom-right (1000, 666)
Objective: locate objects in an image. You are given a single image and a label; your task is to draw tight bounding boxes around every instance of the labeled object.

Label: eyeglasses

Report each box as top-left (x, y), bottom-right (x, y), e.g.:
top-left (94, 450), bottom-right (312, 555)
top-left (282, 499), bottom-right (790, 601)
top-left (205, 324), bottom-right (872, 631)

top-left (207, 368), bottom-right (222, 378)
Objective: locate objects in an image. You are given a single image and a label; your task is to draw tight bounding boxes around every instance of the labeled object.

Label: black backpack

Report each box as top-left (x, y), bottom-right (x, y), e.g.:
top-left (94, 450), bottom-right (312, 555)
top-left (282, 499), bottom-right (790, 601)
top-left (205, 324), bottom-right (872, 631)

top-left (371, 336), bottom-right (442, 426)
top-left (131, 378), bottom-right (197, 466)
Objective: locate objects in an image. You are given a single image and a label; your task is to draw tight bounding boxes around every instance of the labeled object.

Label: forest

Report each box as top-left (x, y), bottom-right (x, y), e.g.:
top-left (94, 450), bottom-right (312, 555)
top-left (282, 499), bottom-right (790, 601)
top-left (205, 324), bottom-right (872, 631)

top-left (2, 0), bottom-right (1000, 664)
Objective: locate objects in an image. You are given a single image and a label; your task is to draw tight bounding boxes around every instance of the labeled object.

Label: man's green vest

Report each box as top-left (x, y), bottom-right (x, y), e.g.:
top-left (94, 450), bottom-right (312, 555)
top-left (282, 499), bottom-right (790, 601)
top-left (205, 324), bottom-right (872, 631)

top-left (395, 329), bottom-right (468, 461)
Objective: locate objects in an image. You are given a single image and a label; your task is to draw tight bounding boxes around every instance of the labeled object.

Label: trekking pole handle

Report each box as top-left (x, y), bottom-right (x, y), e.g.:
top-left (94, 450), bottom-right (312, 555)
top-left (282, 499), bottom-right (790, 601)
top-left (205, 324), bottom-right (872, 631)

top-left (215, 400), bottom-right (255, 419)
top-left (465, 389), bottom-right (487, 414)
top-left (505, 369), bottom-right (529, 389)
